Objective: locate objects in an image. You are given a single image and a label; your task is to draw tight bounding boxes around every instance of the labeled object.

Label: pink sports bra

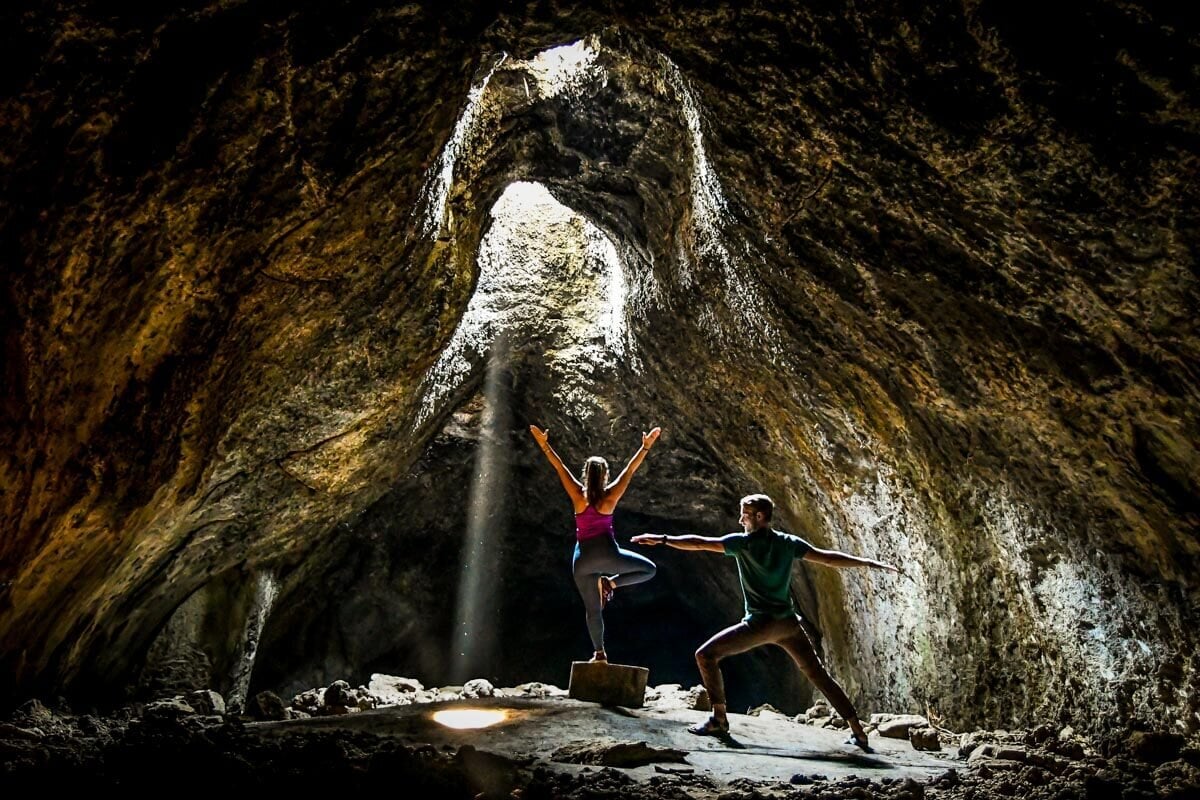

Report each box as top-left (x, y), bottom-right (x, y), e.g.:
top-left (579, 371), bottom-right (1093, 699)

top-left (575, 505), bottom-right (615, 542)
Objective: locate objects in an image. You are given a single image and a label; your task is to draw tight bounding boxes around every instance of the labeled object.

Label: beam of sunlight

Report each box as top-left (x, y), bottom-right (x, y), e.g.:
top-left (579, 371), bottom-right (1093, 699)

top-left (431, 708), bottom-right (509, 729)
top-left (451, 333), bottom-right (510, 682)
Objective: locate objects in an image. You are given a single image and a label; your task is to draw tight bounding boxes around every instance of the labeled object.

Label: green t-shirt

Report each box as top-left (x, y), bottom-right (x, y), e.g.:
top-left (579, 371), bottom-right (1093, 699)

top-left (723, 528), bottom-right (812, 620)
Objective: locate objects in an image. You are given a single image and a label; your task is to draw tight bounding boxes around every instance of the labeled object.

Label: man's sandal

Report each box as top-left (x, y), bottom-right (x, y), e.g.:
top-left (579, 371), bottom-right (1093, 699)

top-left (687, 717), bottom-right (730, 736)
top-left (845, 732), bottom-right (872, 752)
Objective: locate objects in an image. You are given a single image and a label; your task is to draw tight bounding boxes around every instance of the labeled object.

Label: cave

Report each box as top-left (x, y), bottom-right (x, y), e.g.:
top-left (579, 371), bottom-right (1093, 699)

top-left (2, 1), bottom-right (1198, 795)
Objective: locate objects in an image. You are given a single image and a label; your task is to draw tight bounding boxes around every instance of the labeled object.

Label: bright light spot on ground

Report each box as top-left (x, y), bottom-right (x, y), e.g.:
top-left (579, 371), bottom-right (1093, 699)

top-left (431, 708), bottom-right (509, 729)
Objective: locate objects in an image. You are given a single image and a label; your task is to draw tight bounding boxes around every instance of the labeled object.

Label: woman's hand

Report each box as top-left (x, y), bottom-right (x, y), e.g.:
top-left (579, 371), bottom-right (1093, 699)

top-left (632, 533), bottom-right (667, 546)
top-left (529, 425), bottom-right (550, 447)
top-left (642, 426), bottom-right (662, 450)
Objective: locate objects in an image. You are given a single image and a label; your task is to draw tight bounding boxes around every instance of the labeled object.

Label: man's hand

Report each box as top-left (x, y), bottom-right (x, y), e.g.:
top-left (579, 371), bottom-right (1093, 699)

top-left (632, 533), bottom-right (668, 546)
top-left (642, 427), bottom-right (662, 450)
top-left (529, 425), bottom-right (549, 447)
top-left (875, 560), bottom-right (900, 573)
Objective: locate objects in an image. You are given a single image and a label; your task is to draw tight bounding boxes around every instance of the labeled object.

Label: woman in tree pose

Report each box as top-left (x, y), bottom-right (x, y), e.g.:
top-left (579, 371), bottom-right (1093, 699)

top-left (529, 424), bottom-right (661, 663)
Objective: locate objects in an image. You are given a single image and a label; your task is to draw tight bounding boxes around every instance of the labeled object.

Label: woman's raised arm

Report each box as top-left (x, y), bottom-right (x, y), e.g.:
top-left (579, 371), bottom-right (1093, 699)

top-left (603, 426), bottom-right (662, 506)
top-left (529, 425), bottom-right (585, 508)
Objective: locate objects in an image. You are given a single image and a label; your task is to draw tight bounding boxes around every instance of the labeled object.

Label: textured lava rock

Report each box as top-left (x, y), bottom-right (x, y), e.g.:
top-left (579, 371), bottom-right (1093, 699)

top-left (0, 1), bottom-right (1197, 738)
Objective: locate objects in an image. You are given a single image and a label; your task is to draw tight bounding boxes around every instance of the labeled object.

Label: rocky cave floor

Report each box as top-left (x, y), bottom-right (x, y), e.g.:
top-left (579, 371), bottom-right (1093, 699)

top-left (2, 676), bottom-right (1198, 799)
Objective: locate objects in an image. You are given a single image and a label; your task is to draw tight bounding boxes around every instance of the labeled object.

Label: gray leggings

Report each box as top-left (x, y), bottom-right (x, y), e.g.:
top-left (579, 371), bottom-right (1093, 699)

top-left (572, 536), bottom-right (657, 652)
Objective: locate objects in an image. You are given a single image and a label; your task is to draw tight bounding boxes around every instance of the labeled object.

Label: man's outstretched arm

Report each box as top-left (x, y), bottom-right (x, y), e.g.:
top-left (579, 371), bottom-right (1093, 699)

top-left (631, 533), bottom-right (733, 553)
top-left (803, 547), bottom-right (899, 572)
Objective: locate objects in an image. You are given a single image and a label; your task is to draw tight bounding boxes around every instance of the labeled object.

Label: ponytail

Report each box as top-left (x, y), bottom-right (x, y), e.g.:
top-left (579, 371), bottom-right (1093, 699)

top-left (582, 457), bottom-right (609, 507)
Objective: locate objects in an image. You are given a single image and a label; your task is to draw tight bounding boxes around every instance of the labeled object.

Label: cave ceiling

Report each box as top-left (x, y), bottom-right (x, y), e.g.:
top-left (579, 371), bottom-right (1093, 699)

top-left (0, 1), bottom-right (1197, 732)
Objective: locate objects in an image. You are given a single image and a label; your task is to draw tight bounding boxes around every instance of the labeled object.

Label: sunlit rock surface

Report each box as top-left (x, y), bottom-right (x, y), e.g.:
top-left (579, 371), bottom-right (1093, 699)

top-left (1, 1), bottom-right (1197, 739)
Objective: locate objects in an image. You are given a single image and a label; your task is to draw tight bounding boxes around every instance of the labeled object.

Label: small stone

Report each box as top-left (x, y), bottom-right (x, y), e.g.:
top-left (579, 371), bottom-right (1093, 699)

top-left (807, 702), bottom-right (832, 720)
top-left (997, 745), bottom-right (1028, 762)
top-left (932, 769), bottom-right (960, 787)
top-left (970, 743), bottom-right (1028, 764)
top-left (747, 703), bottom-right (780, 716)
top-left (252, 690), bottom-right (287, 721)
top-left (910, 726), bottom-right (941, 751)
top-left (688, 685), bottom-right (711, 712)
top-left (324, 679), bottom-right (352, 708)
top-left (959, 731), bottom-right (989, 758)
top-left (969, 743), bottom-right (1002, 764)
top-left (145, 696), bottom-right (196, 720)
top-left (1050, 737), bottom-right (1087, 760)
top-left (17, 699), bottom-right (52, 723)
top-left (1024, 723), bottom-right (1055, 745)
top-left (187, 689), bottom-right (225, 716)
top-left (368, 674), bottom-right (423, 706)
top-left (291, 688), bottom-right (325, 714)
top-left (1027, 750), bottom-right (1069, 774)
top-left (463, 678), bottom-right (495, 698)
top-left (1020, 765), bottom-right (1052, 786)
top-left (877, 714), bottom-right (929, 739)
top-left (527, 682), bottom-right (568, 698)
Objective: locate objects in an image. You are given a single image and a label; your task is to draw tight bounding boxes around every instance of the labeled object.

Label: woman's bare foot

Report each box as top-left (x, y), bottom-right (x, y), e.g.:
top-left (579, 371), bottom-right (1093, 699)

top-left (597, 575), bottom-right (615, 609)
top-left (589, 650), bottom-right (608, 663)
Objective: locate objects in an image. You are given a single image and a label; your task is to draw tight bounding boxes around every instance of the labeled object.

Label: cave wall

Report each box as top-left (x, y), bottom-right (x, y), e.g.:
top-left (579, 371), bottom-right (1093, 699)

top-left (1, 1), bottom-right (1197, 731)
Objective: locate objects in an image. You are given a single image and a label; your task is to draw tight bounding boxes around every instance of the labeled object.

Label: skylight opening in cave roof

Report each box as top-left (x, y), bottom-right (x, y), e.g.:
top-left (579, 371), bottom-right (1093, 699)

top-left (524, 38), bottom-right (603, 98)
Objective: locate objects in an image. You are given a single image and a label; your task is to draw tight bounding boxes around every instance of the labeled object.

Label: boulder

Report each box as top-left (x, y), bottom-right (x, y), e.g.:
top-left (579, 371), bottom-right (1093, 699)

top-left (463, 678), bottom-right (495, 699)
top-left (144, 696), bottom-right (196, 720)
top-left (252, 691), bottom-right (288, 721)
top-left (876, 714), bottom-right (930, 739)
top-left (568, 661), bottom-right (648, 708)
top-left (187, 689), bottom-right (225, 716)
top-left (368, 674), bottom-right (424, 706)
top-left (910, 726), bottom-right (942, 751)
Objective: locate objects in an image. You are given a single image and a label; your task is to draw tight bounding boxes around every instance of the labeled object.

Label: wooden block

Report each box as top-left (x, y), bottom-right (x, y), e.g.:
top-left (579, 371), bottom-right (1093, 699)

top-left (568, 661), bottom-right (649, 708)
